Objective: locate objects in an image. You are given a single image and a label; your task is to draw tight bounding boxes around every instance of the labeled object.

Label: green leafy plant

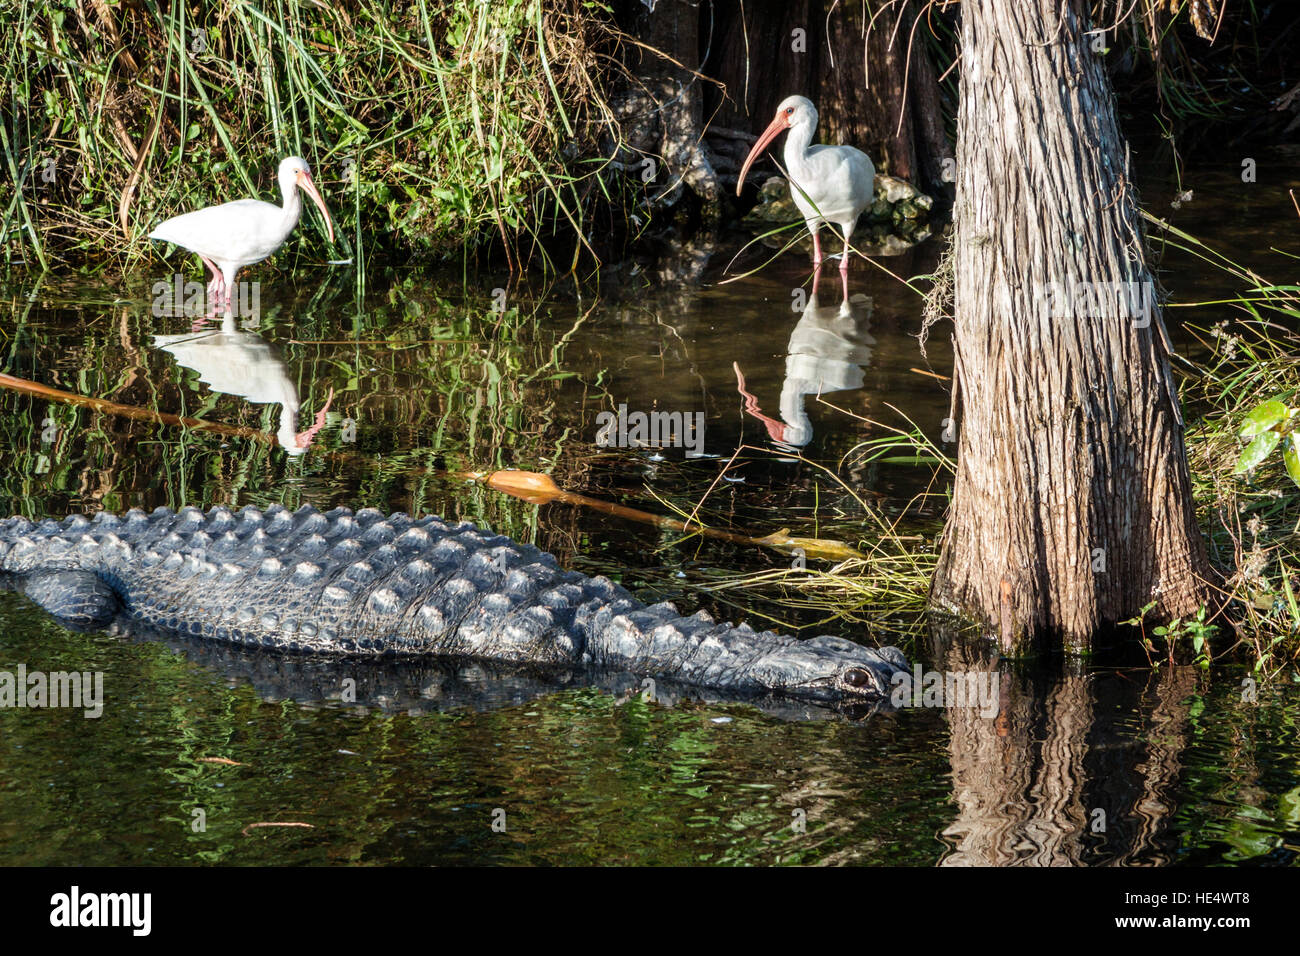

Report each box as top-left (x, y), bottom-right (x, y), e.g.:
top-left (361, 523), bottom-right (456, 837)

top-left (2, 0), bottom-right (630, 273)
top-left (1233, 398), bottom-right (1300, 485)
top-left (1123, 601), bottom-right (1218, 670)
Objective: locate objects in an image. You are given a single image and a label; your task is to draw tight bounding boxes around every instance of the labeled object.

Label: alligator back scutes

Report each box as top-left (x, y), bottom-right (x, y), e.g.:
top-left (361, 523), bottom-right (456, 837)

top-left (1, 505), bottom-right (581, 656)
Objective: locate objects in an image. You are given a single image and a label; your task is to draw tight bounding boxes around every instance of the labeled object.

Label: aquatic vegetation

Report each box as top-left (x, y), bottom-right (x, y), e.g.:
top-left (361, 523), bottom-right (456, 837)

top-left (690, 424), bottom-right (951, 646)
top-left (1122, 601), bottom-right (1218, 670)
top-left (1151, 218), bottom-right (1300, 671)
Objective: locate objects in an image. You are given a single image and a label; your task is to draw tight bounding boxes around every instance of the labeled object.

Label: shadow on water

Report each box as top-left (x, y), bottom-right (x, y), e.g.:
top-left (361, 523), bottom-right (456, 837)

top-left (1, 148), bottom-right (1299, 865)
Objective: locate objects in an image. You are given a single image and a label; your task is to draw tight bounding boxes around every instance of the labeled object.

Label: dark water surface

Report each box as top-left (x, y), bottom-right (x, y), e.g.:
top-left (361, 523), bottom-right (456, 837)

top-left (1, 148), bottom-right (1298, 865)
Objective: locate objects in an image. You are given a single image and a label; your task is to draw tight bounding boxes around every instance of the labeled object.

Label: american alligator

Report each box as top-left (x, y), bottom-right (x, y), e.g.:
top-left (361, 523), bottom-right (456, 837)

top-left (0, 504), bottom-right (907, 704)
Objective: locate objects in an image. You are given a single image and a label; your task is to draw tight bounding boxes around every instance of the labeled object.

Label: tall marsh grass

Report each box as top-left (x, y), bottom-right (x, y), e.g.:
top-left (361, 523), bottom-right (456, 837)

top-left (1, 0), bottom-right (627, 273)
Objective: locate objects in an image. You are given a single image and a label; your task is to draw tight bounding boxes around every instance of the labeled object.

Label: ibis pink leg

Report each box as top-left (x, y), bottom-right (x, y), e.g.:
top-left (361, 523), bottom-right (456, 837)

top-left (811, 226), bottom-right (823, 269)
top-left (839, 220), bottom-right (855, 300)
top-left (198, 255), bottom-right (225, 311)
top-left (221, 264), bottom-right (239, 317)
top-left (188, 255), bottom-right (225, 329)
top-left (840, 236), bottom-right (851, 300)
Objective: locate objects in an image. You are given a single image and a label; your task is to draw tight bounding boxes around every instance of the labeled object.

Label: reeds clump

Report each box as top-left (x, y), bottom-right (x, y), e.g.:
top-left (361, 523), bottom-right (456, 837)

top-left (1, 0), bottom-right (624, 273)
top-left (1158, 216), bottom-right (1300, 672)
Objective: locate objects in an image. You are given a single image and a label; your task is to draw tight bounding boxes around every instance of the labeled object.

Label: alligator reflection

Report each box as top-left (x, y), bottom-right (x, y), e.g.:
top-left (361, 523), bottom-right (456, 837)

top-left (97, 618), bottom-right (893, 724)
top-left (933, 639), bottom-right (1202, 865)
top-left (737, 290), bottom-right (874, 449)
top-left (151, 313), bottom-right (327, 456)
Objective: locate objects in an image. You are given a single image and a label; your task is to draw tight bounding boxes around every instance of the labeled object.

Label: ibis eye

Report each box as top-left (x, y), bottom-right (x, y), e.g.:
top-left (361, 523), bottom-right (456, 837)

top-left (843, 668), bottom-right (873, 688)
top-left (785, 107), bottom-right (794, 115)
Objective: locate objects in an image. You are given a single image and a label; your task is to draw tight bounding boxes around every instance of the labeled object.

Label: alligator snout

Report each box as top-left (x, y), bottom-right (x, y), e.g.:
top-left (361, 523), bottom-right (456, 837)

top-left (751, 634), bottom-right (909, 701)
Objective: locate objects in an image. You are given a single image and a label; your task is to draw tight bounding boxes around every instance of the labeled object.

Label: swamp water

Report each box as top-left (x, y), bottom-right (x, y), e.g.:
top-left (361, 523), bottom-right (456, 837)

top-left (0, 149), bottom-right (1298, 865)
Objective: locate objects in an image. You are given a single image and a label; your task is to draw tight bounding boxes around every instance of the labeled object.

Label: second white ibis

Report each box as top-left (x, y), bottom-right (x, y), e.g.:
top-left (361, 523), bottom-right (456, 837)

top-left (150, 156), bottom-right (335, 310)
top-left (737, 95), bottom-right (874, 285)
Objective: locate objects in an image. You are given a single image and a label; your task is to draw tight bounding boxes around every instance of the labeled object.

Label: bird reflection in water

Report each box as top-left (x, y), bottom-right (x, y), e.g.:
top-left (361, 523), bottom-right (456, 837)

top-left (151, 313), bottom-right (331, 456)
top-left (735, 290), bottom-right (874, 450)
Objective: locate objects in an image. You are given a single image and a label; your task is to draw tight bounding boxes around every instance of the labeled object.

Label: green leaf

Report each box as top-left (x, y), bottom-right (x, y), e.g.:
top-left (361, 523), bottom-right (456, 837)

top-left (1284, 434), bottom-right (1300, 488)
top-left (1234, 430), bottom-right (1281, 474)
top-left (1239, 399), bottom-right (1290, 439)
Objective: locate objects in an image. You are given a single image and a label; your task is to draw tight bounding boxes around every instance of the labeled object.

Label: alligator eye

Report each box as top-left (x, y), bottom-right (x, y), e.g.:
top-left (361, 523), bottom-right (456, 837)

top-left (843, 668), bottom-right (873, 688)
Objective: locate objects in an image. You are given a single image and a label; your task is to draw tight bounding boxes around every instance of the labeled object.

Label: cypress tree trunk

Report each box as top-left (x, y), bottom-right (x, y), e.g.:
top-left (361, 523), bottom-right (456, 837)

top-left (611, 0), bottom-right (722, 211)
top-left (929, 0), bottom-right (1213, 651)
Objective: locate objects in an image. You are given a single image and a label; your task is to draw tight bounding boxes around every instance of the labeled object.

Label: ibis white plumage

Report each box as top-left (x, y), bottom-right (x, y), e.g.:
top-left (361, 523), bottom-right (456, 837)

top-left (150, 156), bottom-right (335, 310)
top-left (737, 96), bottom-right (875, 286)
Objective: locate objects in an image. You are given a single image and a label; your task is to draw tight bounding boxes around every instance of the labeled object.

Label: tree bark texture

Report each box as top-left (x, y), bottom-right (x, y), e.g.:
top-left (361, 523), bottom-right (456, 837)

top-left (611, 0), bottom-right (723, 211)
top-left (929, 0), bottom-right (1213, 651)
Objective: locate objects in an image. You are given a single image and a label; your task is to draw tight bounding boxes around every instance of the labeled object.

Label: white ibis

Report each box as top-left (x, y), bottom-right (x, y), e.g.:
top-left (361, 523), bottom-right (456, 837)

top-left (737, 95), bottom-right (874, 287)
top-left (150, 156), bottom-right (334, 311)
